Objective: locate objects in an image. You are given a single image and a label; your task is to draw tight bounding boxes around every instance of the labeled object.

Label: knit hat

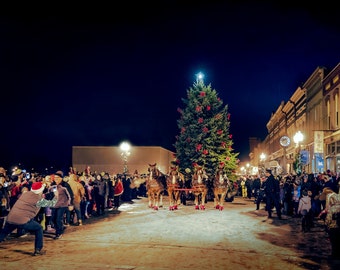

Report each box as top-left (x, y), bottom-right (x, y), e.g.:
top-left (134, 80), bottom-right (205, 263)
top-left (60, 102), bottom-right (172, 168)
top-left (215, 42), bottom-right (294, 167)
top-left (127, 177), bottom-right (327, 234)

top-left (12, 169), bottom-right (22, 176)
top-left (31, 182), bottom-right (45, 194)
top-left (55, 171), bottom-right (64, 178)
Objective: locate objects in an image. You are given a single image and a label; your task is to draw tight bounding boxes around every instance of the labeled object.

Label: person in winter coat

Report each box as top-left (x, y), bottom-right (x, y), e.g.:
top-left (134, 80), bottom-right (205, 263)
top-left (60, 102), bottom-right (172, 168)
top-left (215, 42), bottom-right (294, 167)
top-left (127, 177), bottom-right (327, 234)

top-left (264, 169), bottom-right (282, 219)
top-left (322, 182), bottom-right (340, 259)
top-left (252, 175), bottom-right (261, 204)
top-left (298, 189), bottom-right (312, 232)
top-left (255, 176), bottom-right (267, 210)
top-left (68, 173), bottom-right (85, 226)
top-left (240, 177), bottom-right (247, 198)
top-left (52, 171), bottom-right (71, 240)
top-left (113, 175), bottom-right (124, 210)
top-left (92, 174), bottom-right (107, 216)
top-left (61, 175), bottom-right (74, 226)
top-left (0, 182), bottom-right (58, 256)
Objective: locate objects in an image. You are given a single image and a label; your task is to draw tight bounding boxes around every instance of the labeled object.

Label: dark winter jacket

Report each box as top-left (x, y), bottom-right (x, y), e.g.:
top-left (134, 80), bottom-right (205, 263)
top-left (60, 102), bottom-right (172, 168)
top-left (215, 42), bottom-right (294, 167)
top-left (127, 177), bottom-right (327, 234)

top-left (53, 185), bottom-right (71, 208)
top-left (265, 174), bottom-right (280, 195)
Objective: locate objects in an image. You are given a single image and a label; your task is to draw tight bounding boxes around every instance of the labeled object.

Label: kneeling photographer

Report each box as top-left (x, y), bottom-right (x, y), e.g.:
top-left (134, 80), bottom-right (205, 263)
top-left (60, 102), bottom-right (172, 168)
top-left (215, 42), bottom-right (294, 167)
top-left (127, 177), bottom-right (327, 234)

top-left (0, 181), bottom-right (58, 256)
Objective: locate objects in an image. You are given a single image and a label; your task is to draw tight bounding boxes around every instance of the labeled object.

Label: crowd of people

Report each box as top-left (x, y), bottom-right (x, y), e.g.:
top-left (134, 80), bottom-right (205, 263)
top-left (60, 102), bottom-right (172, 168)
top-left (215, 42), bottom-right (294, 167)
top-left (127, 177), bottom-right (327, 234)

top-left (1, 165), bottom-right (340, 259)
top-left (0, 166), bottom-right (144, 255)
top-left (237, 169), bottom-right (340, 259)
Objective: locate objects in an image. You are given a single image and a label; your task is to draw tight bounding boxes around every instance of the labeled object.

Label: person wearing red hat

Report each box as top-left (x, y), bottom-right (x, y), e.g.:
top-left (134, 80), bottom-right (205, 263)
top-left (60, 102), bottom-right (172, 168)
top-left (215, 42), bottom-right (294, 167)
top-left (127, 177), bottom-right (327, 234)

top-left (0, 181), bottom-right (59, 256)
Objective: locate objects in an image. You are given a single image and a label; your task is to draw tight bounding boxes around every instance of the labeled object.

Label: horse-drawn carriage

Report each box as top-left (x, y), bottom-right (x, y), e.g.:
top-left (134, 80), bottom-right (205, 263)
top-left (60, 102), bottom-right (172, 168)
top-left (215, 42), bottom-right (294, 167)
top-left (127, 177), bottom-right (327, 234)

top-left (141, 163), bottom-right (237, 211)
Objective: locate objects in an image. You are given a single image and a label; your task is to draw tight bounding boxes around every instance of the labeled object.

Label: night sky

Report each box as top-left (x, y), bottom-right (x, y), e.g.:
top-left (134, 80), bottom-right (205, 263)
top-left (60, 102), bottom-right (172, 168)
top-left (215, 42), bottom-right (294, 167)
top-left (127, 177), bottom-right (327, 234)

top-left (1, 2), bottom-right (339, 172)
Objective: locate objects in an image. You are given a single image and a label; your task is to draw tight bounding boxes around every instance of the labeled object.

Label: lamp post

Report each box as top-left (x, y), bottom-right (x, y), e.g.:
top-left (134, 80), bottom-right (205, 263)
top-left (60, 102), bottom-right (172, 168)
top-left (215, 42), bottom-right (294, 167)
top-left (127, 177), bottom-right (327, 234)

top-left (293, 131), bottom-right (304, 174)
top-left (119, 141), bottom-right (131, 174)
top-left (259, 153), bottom-right (266, 174)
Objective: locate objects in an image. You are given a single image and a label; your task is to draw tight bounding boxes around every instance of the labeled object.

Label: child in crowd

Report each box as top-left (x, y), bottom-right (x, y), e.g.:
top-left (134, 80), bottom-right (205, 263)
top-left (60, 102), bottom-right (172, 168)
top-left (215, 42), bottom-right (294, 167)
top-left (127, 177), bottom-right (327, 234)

top-left (298, 189), bottom-right (312, 232)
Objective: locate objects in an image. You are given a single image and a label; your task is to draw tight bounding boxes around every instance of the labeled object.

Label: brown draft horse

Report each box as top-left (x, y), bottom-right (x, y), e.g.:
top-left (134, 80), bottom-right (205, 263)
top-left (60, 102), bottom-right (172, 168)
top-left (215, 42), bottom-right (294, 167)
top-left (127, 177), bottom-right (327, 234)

top-left (166, 165), bottom-right (184, 211)
top-left (191, 165), bottom-right (208, 210)
top-left (213, 163), bottom-right (230, 211)
top-left (146, 163), bottom-right (165, 210)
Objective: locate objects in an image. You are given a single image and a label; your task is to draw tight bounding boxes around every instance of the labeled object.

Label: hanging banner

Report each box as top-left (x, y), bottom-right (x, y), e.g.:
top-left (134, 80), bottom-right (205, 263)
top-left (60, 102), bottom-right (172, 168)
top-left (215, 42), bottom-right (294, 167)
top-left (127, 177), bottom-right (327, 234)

top-left (300, 150), bottom-right (309, 165)
top-left (315, 153), bottom-right (324, 172)
top-left (314, 131), bottom-right (324, 153)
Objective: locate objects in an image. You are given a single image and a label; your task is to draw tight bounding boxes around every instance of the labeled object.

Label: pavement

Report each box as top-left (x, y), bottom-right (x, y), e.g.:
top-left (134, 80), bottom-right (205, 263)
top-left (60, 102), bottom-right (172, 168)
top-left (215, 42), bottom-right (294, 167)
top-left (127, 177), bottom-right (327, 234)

top-left (1, 196), bottom-right (340, 270)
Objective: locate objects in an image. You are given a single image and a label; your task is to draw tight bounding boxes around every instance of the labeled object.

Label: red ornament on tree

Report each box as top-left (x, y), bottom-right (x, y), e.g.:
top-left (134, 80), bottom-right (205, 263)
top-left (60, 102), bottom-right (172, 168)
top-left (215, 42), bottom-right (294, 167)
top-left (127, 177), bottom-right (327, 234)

top-left (198, 117), bottom-right (204, 123)
top-left (200, 91), bottom-right (206, 97)
top-left (203, 149), bottom-right (208, 155)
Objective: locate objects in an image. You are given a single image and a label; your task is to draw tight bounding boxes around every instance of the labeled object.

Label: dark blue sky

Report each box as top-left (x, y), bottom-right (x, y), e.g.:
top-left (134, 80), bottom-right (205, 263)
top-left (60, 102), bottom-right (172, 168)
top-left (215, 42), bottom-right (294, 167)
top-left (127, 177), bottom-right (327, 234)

top-left (1, 2), bottom-right (339, 172)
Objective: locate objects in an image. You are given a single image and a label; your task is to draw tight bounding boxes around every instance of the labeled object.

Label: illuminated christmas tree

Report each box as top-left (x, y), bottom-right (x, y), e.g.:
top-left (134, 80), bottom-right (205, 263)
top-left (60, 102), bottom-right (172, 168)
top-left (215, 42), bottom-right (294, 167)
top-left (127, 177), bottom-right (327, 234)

top-left (174, 75), bottom-right (239, 179)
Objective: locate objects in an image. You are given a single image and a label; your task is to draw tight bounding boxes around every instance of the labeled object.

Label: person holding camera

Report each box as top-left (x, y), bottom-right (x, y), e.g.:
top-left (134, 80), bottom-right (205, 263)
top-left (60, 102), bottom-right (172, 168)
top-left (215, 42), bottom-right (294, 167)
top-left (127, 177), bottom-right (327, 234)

top-left (0, 182), bottom-right (58, 256)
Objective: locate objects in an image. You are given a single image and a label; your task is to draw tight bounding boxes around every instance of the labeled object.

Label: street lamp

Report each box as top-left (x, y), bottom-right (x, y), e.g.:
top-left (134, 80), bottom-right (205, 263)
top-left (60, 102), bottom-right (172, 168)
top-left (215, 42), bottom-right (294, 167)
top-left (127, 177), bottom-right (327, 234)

top-left (259, 153), bottom-right (266, 174)
top-left (293, 131), bottom-right (304, 174)
top-left (260, 153), bottom-right (266, 162)
top-left (119, 141), bottom-right (131, 174)
top-left (293, 131), bottom-right (304, 146)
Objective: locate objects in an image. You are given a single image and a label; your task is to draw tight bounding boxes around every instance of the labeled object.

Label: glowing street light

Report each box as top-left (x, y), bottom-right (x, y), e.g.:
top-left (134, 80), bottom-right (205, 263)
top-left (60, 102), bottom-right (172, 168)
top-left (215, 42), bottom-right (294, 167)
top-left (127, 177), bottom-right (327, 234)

top-left (119, 141), bottom-right (131, 174)
top-left (259, 153), bottom-right (266, 174)
top-left (293, 131), bottom-right (304, 145)
top-left (293, 131), bottom-right (304, 174)
top-left (260, 153), bottom-right (266, 161)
